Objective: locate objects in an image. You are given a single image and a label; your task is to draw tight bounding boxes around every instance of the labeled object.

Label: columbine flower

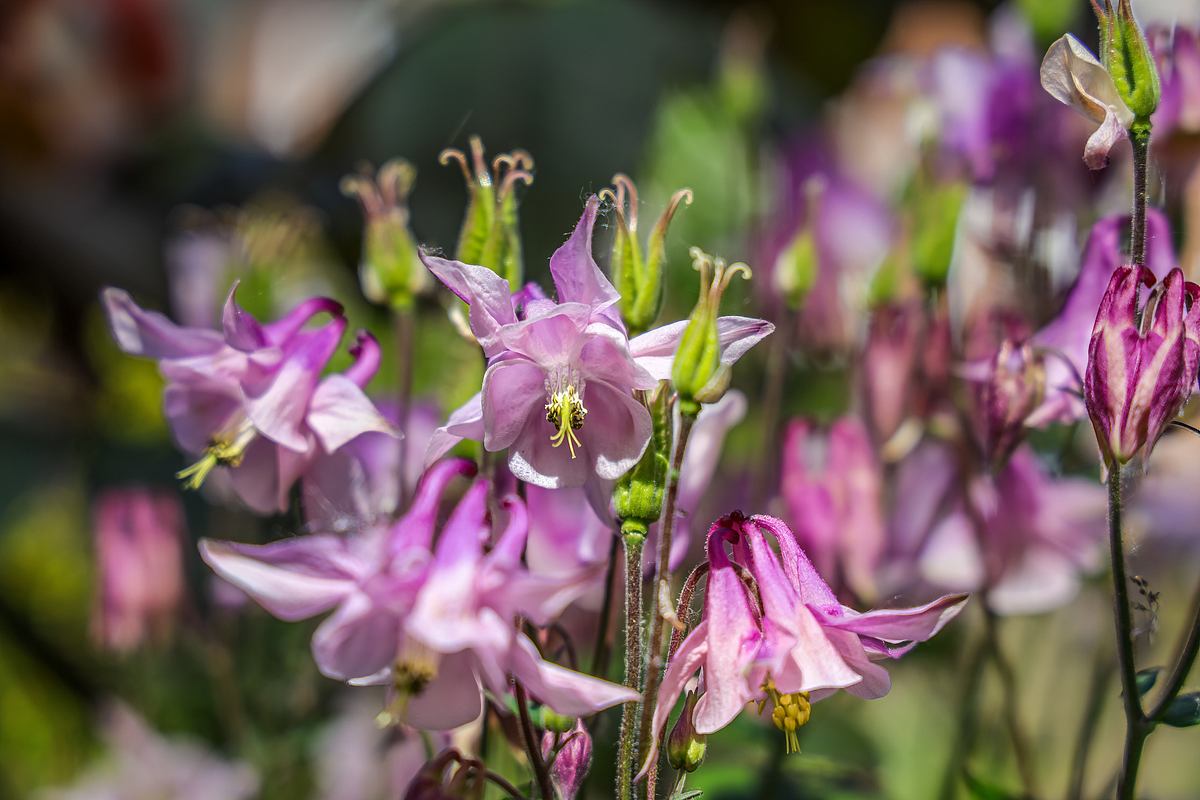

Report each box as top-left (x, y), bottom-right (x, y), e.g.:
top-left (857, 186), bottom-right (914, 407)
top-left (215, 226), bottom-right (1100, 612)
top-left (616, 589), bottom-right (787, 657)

top-left (919, 444), bottom-right (1106, 614)
top-left (1084, 265), bottom-right (1200, 467)
top-left (781, 417), bottom-right (885, 602)
top-left (1040, 33), bottom-right (1136, 169)
top-left (641, 513), bottom-right (965, 771)
top-left (102, 285), bottom-right (395, 513)
top-left (90, 488), bottom-right (184, 652)
top-left (201, 459), bottom-right (636, 729)
top-left (1031, 208), bottom-right (1175, 425)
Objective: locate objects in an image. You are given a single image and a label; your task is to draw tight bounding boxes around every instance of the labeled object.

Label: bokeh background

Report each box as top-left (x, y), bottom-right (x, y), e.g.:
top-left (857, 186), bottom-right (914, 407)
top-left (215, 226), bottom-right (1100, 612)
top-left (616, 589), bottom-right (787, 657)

top-left (3, 0), bottom-right (1200, 797)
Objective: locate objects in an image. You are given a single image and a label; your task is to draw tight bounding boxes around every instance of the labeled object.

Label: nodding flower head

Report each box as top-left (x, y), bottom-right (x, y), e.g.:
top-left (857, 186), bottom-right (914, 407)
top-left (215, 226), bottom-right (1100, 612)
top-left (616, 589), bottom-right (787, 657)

top-left (672, 248), bottom-right (754, 415)
top-left (341, 159), bottom-right (427, 310)
top-left (439, 135), bottom-right (534, 286)
top-left (601, 174), bottom-right (693, 336)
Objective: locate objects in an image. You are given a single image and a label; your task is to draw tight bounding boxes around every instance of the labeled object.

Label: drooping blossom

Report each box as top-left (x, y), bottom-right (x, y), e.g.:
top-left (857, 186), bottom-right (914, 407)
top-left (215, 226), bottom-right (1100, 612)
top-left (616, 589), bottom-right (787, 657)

top-left (780, 417), bottom-right (885, 603)
top-left (1031, 209), bottom-right (1175, 426)
top-left (1084, 265), bottom-right (1200, 467)
top-left (641, 513), bottom-right (966, 771)
top-left (423, 196), bottom-right (771, 494)
top-left (40, 704), bottom-right (258, 800)
top-left (102, 286), bottom-right (395, 513)
top-left (919, 444), bottom-right (1106, 615)
top-left (1040, 33), bottom-right (1136, 169)
top-left (90, 488), bottom-right (184, 652)
top-left (201, 458), bottom-right (636, 729)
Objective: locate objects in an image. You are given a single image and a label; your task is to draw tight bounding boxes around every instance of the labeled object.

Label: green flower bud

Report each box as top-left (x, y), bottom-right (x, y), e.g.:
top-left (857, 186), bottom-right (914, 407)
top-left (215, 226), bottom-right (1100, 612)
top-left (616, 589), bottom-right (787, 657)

top-left (541, 708), bottom-right (576, 734)
top-left (666, 690), bottom-right (707, 773)
top-left (439, 136), bottom-right (532, 287)
top-left (341, 159), bottom-right (428, 311)
top-left (1094, 0), bottom-right (1160, 121)
top-left (614, 382), bottom-right (671, 530)
top-left (603, 176), bottom-right (692, 337)
top-left (910, 181), bottom-right (966, 290)
top-left (672, 248), bottom-right (752, 417)
top-left (772, 178), bottom-right (823, 310)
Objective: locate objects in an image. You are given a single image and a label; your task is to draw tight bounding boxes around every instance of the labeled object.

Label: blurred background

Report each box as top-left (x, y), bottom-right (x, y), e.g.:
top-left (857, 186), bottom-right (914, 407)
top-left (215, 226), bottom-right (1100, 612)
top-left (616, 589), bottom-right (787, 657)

top-left (4, 0), bottom-right (1200, 797)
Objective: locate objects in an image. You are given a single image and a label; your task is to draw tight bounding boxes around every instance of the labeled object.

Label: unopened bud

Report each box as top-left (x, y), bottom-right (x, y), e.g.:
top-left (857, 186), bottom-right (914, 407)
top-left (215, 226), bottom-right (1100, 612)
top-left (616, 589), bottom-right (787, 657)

top-left (341, 159), bottom-right (428, 310)
top-left (1094, 0), bottom-right (1160, 120)
top-left (542, 721), bottom-right (592, 799)
top-left (614, 382), bottom-right (671, 530)
top-left (978, 340), bottom-right (1045, 468)
top-left (666, 690), bottom-right (707, 773)
top-left (672, 248), bottom-right (753, 416)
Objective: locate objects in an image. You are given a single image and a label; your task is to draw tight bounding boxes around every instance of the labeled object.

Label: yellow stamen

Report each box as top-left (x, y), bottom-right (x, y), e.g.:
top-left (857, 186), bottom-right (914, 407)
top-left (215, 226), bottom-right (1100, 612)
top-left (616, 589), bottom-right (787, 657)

top-left (545, 385), bottom-right (587, 459)
top-left (758, 676), bottom-right (811, 755)
top-left (175, 423), bottom-right (256, 491)
top-left (377, 647), bottom-right (440, 727)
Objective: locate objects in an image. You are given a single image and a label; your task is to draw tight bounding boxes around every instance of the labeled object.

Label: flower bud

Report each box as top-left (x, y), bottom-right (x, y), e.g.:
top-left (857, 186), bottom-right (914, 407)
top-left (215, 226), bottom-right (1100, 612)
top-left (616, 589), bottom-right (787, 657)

top-left (1084, 266), bottom-right (1200, 467)
top-left (666, 690), bottom-right (707, 773)
top-left (603, 176), bottom-right (692, 336)
top-left (772, 178), bottom-right (822, 310)
top-left (614, 382), bottom-right (671, 533)
top-left (976, 340), bottom-right (1046, 469)
top-left (542, 721), bottom-right (592, 799)
top-left (1094, 0), bottom-right (1161, 121)
top-left (341, 159), bottom-right (428, 310)
top-left (672, 248), bottom-right (753, 417)
top-left (439, 136), bottom-right (532, 287)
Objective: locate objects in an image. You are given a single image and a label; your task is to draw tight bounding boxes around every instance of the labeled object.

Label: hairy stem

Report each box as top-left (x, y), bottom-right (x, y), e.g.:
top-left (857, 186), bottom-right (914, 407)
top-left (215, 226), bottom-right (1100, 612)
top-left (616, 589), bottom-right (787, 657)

top-left (514, 680), bottom-right (554, 800)
top-left (637, 412), bottom-right (696, 772)
top-left (1109, 467), bottom-right (1148, 800)
top-left (1130, 124), bottom-right (1151, 268)
top-left (617, 530), bottom-right (645, 800)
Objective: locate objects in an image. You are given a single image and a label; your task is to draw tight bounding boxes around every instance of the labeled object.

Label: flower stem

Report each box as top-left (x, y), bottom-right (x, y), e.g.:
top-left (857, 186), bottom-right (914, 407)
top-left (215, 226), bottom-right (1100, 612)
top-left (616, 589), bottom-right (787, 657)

top-left (393, 304), bottom-right (416, 508)
top-left (637, 412), bottom-right (696, 772)
top-left (1067, 640), bottom-right (1115, 800)
top-left (937, 625), bottom-right (987, 800)
top-left (513, 679), bottom-right (554, 800)
top-left (1108, 466), bottom-right (1148, 799)
top-left (591, 532), bottom-right (621, 678)
top-left (982, 602), bottom-right (1038, 798)
top-left (617, 527), bottom-right (645, 800)
top-left (1130, 124), bottom-right (1151, 268)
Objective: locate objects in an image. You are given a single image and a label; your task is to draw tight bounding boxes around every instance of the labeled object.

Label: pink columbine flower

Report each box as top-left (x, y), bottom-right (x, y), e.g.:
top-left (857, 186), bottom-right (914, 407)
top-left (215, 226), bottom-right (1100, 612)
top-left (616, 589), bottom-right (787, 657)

top-left (918, 444), bottom-right (1106, 615)
top-left (1084, 265), bottom-right (1200, 467)
top-left (200, 459), bottom-right (636, 730)
top-left (102, 286), bottom-right (394, 513)
top-left (641, 513), bottom-right (965, 770)
top-left (90, 487), bottom-right (185, 652)
top-left (423, 196), bottom-right (771, 492)
top-left (781, 417), bottom-right (885, 602)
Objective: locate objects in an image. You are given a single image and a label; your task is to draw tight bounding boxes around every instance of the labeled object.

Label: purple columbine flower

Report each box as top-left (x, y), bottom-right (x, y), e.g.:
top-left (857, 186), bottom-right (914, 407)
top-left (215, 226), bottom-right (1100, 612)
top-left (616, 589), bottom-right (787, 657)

top-left (200, 459), bottom-right (636, 730)
top-left (90, 487), bottom-right (184, 652)
top-left (423, 196), bottom-right (771, 491)
top-left (1031, 208), bottom-right (1176, 426)
top-left (1084, 265), bottom-right (1200, 467)
top-left (102, 285), bottom-right (395, 513)
top-left (640, 513), bottom-right (965, 771)
top-left (918, 444), bottom-right (1106, 615)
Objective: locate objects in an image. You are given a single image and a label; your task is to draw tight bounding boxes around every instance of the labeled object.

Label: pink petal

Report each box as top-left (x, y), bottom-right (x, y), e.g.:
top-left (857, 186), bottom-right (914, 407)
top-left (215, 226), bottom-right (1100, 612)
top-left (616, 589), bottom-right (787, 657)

top-left (403, 650), bottom-right (484, 730)
top-left (548, 196), bottom-right (620, 313)
top-left (481, 359), bottom-right (546, 451)
top-left (424, 393), bottom-right (484, 468)
top-left (420, 253), bottom-right (517, 357)
top-left (1083, 106), bottom-right (1129, 170)
top-left (508, 634), bottom-right (639, 717)
top-left (307, 375), bottom-right (397, 454)
top-left (581, 381), bottom-right (654, 481)
top-left (102, 288), bottom-right (225, 359)
top-left (814, 593), bottom-right (968, 643)
top-left (311, 592), bottom-right (401, 681)
top-left (637, 622), bottom-right (708, 779)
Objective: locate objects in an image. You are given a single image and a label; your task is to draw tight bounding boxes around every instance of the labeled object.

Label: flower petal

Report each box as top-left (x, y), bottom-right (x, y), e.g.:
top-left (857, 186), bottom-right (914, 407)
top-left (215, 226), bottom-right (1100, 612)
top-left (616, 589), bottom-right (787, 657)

top-left (307, 375), bottom-right (397, 454)
top-left (420, 253), bottom-right (517, 357)
top-left (548, 196), bottom-right (620, 313)
top-left (102, 288), bottom-right (225, 359)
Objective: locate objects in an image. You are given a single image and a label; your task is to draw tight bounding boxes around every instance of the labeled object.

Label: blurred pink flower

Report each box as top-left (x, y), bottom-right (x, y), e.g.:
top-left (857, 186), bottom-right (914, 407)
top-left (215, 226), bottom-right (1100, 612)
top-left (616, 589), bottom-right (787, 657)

top-left (91, 487), bottom-right (184, 652)
top-left (201, 459), bottom-right (635, 729)
top-left (641, 513), bottom-right (965, 770)
top-left (102, 285), bottom-right (394, 513)
top-left (314, 695), bottom-right (438, 800)
top-left (41, 704), bottom-right (257, 800)
top-left (1150, 26), bottom-right (1200, 137)
top-left (920, 445), bottom-right (1106, 614)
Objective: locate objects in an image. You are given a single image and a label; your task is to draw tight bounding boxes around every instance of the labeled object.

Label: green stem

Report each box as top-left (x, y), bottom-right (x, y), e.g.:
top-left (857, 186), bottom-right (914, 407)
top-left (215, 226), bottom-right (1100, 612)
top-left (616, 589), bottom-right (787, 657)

top-left (514, 679), bottom-right (554, 800)
top-left (1130, 124), bottom-right (1151, 268)
top-left (637, 412), bottom-right (696, 771)
top-left (981, 603), bottom-right (1038, 798)
top-left (1067, 641), bottom-right (1115, 800)
top-left (937, 627), bottom-right (987, 800)
top-left (617, 529), bottom-right (645, 800)
top-left (1149, 577), bottom-right (1200, 720)
top-left (1109, 467), bottom-right (1148, 800)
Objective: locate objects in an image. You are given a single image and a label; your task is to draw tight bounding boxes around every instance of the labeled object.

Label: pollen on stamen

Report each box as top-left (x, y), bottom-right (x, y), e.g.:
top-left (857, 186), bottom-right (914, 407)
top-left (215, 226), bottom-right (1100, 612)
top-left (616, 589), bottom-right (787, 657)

top-left (758, 676), bottom-right (811, 755)
top-left (545, 385), bottom-right (587, 459)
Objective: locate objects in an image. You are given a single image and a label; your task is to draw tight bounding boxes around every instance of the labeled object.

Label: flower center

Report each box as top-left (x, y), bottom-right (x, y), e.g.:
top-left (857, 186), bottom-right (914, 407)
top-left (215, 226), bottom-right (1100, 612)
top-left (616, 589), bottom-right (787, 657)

top-left (545, 383), bottom-right (587, 459)
top-left (175, 420), bottom-right (256, 491)
top-left (758, 676), bottom-right (811, 754)
top-left (377, 646), bottom-right (440, 727)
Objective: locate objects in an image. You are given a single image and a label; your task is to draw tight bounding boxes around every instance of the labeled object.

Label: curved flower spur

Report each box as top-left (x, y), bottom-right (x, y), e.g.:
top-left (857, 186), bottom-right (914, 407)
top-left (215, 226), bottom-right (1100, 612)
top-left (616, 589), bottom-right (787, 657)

top-left (640, 512), bottom-right (966, 773)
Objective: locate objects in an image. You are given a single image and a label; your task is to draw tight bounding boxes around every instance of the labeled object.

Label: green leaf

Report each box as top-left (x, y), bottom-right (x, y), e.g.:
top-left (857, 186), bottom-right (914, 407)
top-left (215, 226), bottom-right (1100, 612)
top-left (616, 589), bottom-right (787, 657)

top-left (1160, 692), bottom-right (1200, 728)
top-left (1136, 667), bottom-right (1163, 696)
top-left (962, 768), bottom-right (1021, 800)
